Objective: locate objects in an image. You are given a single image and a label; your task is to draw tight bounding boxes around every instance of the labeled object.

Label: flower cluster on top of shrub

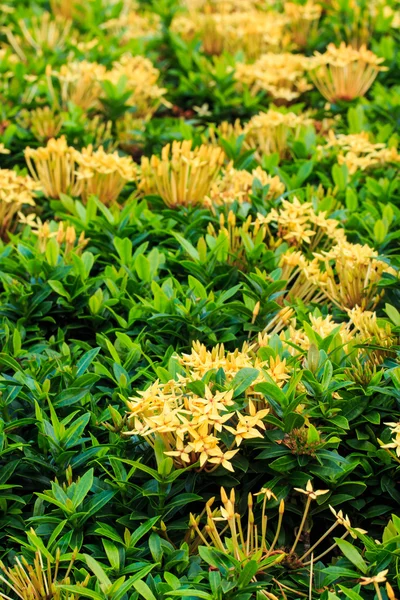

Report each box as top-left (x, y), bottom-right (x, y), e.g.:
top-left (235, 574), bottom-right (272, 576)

top-left (0, 0), bottom-right (399, 599)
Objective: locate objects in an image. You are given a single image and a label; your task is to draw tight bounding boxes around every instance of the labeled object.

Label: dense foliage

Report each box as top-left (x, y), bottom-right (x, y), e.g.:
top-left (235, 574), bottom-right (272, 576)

top-left (0, 0), bottom-right (399, 599)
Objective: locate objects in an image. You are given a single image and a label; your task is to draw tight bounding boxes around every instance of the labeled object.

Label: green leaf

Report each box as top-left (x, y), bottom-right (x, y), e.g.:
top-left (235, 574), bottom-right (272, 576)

top-left (130, 516), bottom-right (160, 547)
top-left (229, 368), bottom-right (260, 398)
top-left (132, 580), bottom-right (157, 600)
top-left (48, 280), bottom-right (71, 301)
top-left (84, 554), bottom-right (112, 587)
top-left (385, 303), bottom-right (400, 326)
top-left (167, 591), bottom-right (213, 599)
top-left (335, 539), bottom-right (368, 574)
top-left (72, 468), bottom-right (93, 509)
top-left (57, 586), bottom-right (103, 600)
top-left (174, 233), bottom-right (200, 261)
top-left (338, 586), bottom-right (363, 600)
top-left (0, 353), bottom-right (23, 373)
top-left (102, 539), bottom-right (120, 571)
top-left (238, 560), bottom-right (259, 588)
top-left (135, 254), bottom-right (151, 283)
top-left (76, 347), bottom-right (101, 376)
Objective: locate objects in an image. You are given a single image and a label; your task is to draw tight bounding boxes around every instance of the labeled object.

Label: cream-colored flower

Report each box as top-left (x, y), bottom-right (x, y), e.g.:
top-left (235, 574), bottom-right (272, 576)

top-left (309, 42), bottom-right (387, 102)
top-left (294, 480), bottom-right (329, 500)
top-left (360, 570), bottom-right (388, 585)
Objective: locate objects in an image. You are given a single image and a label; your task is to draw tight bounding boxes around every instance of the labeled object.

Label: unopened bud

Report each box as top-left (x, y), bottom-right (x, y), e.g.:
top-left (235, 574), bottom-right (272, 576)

top-left (220, 487), bottom-right (228, 504)
top-left (252, 301), bottom-right (260, 324)
top-left (386, 582), bottom-right (397, 600)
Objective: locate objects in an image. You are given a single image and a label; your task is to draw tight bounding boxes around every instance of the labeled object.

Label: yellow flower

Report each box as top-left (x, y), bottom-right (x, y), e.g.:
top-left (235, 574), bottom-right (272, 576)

top-left (320, 130), bottom-right (400, 174)
top-left (207, 449), bottom-right (239, 472)
top-left (205, 162), bottom-right (284, 208)
top-left (242, 110), bottom-right (313, 159)
top-left (235, 53), bottom-right (312, 102)
top-left (172, 10), bottom-right (290, 60)
top-left (329, 506), bottom-right (367, 538)
top-left (360, 570), bottom-right (388, 585)
top-left (0, 169), bottom-right (40, 238)
top-left (139, 140), bottom-right (225, 208)
top-left (284, 1), bottom-right (322, 48)
top-left (309, 42), bottom-right (387, 103)
top-left (74, 145), bottom-right (136, 205)
top-left (309, 240), bottom-right (397, 310)
top-left (24, 136), bottom-right (80, 199)
top-left (294, 480), bottom-right (329, 500)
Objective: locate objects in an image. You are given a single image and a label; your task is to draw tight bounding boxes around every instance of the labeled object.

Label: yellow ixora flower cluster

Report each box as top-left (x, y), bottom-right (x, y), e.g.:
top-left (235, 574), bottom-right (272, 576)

top-left (17, 106), bottom-right (64, 142)
top-left (188, 482), bottom-right (364, 567)
top-left (74, 145), bottom-right (137, 205)
top-left (312, 240), bottom-right (397, 310)
top-left (321, 130), bottom-right (400, 174)
top-left (139, 140), bottom-right (225, 208)
top-left (24, 136), bottom-right (136, 204)
top-left (0, 168), bottom-right (41, 238)
top-left (3, 11), bottom-right (72, 60)
top-left (208, 110), bottom-right (313, 159)
top-left (125, 341), bottom-right (291, 472)
top-left (204, 163), bottom-right (285, 209)
top-left (284, 1), bottom-right (322, 49)
top-left (257, 196), bottom-right (346, 250)
top-left (249, 192), bottom-right (397, 310)
top-left (0, 544), bottom-right (89, 600)
top-left (259, 307), bottom-right (396, 378)
top-left (309, 42), bottom-right (387, 103)
top-left (235, 52), bottom-right (312, 103)
top-left (101, 9), bottom-right (161, 45)
top-left (172, 11), bottom-right (290, 59)
top-left (184, 0), bottom-right (262, 12)
top-left (242, 110), bottom-right (313, 159)
top-left (205, 211), bottom-right (269, 269)
top-left (47, 54), bottom-right (166, 120)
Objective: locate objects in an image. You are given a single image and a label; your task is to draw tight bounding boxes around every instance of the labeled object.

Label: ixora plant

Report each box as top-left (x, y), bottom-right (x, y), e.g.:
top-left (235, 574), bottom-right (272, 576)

top-left (1, 0), bottom-right (400, 597)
